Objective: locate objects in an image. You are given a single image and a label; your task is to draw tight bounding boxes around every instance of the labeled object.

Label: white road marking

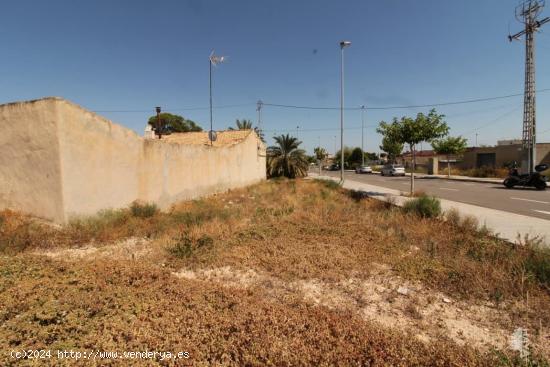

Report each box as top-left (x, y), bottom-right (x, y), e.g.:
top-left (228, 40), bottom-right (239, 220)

top-left (533, 210), bottom-right (550, 215)
top-left (511, 197), bottom-right (550, 204)
top-left (440, 188), bottom-right (459, 191)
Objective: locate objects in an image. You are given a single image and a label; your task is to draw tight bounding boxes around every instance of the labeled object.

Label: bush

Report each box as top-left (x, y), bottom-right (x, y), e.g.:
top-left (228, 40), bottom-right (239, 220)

top-left (314, 179), bottom-right (340, 191)
top-left (130, 201), bottom-right (158, 218)
top-left (168, 234), bottom-right (214, 259)
top-left (348, 190), bottom-right (369, 202)
top-left (403, 195), bottom-right (441, 218)
top-left (524, 246), bottom-right (550, 288)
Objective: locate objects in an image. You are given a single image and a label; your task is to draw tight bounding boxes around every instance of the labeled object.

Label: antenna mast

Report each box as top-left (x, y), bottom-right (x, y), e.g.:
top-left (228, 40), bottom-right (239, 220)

top-left (509, 0), bottom-right (550, 173)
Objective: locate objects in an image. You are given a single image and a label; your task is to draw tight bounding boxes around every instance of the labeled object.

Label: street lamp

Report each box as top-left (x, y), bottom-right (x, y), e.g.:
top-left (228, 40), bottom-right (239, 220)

top-left (339, 40), bottom-right (351, 184)
top-left (155, 106), bottom-right (161, 139)
top-left (361, 105), bottom-right (365, 166)
top-left (209, 51), bottom-right (225, 145)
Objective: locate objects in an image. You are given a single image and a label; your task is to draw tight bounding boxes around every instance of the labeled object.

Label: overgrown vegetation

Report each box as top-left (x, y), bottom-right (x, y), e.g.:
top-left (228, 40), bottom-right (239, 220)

top-left (403, 194), bottom-right (442, 218)
top-left (442, 166), bottom-right (510, 178)
top-left (1, 179), bottom-right (549, 365)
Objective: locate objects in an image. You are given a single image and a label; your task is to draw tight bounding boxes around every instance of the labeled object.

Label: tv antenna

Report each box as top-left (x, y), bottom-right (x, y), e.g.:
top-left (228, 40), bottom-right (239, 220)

top-left (509, 0), bottom-right (550, 173)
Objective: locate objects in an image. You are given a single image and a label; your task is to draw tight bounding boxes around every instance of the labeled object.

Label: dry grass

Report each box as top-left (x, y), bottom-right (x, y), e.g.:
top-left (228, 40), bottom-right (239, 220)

top-left (1, 179), bottom-right (549, 365)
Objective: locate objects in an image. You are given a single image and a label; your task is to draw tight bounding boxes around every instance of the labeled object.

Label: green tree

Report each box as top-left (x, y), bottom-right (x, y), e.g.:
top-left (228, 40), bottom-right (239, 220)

top-left (349, 147), bottom-right (364, 167)
top-left (229, 119), bottom-right (253, 130)
top-left (313, 147), bottom-right (328, 161)
top-left (364, 152), bottom-right (379, 162)
top-left (229, 119), bottom-right (265, 143)
top-left (431, 136), bottom-right (468, 178)
top-left (379, 135), bottom-right (403, 163)
top-left (147, 113), bottom-right (202, 134)
top-left (266, 134), bottom-right (309, 178)
top-left (377, 109), bottom-right (448, 193)
top-left (334, 147), bottom-right (353, 168)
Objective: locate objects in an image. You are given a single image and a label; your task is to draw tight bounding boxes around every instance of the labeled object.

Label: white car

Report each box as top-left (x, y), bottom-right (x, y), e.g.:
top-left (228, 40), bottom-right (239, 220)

top-left (355, 165), bottom-right (373, 174)
top-left (380, 164), bottom-right (406, 176)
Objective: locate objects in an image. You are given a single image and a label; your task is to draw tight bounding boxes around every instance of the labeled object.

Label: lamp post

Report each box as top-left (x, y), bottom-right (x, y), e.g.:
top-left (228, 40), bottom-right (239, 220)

top-left (361, 105), bottom-right (365, 166)
top-left (339, 40), bottom-right (351, 184)
top-left (155, 106), bottom-right (161, 139)
top-left (209, 52), bottom-right (225, 145)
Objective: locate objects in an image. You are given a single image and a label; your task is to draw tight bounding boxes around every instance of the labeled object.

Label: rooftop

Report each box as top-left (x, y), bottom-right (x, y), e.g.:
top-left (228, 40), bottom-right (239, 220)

top-left (163, 129), bottom-right (253, 147)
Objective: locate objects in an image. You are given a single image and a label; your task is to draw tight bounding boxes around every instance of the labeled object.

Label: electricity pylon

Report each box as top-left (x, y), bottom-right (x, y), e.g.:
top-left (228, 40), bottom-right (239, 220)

top-left (509, 0), bottom-right (550, 173)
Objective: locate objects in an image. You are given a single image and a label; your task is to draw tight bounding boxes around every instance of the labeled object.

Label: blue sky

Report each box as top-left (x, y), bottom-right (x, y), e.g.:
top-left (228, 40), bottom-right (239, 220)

top-left (1, 0), bottom-right (550, 154)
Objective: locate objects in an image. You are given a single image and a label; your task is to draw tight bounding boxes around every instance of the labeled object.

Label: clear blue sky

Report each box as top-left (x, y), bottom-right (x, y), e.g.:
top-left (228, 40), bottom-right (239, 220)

top-left (2, 0), bottom-right (550, 154)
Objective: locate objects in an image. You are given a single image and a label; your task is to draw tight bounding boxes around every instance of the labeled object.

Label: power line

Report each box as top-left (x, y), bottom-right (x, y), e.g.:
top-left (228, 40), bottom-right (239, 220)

top-left (88, 88), bottom-right (550, 114)
top-left (458, 105), bottom-right (523, 136)
top-left (262, 88), bottom-right (550, 111)
top-left (93, 103), bottom-right (254, 113)
top-left (262, 125), bottom-right (378, 133)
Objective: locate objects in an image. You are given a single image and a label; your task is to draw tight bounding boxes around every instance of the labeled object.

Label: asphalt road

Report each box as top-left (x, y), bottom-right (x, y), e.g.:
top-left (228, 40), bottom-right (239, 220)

top-left (321, 170), bottom-right (550, 220)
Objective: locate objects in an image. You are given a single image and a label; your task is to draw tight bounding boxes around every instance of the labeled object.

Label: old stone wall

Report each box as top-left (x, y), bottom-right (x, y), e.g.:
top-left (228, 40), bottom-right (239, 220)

top-left (0, 97), bottom-right (266, 223)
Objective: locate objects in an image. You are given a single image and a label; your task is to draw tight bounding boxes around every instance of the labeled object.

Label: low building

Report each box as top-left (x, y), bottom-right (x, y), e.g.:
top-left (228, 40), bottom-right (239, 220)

top-left (459, 143), bottom-right (550, 170)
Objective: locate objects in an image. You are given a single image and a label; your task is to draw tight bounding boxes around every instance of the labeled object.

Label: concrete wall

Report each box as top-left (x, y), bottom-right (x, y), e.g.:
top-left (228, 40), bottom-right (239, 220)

top-left (0, 97), bottom-right (266, 222)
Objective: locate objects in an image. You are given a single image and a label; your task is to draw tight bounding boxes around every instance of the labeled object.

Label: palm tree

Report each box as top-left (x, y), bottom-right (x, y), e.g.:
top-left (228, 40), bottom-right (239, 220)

top-left (229, 119), bottom-right (265, 142)
top-left (229, 119), bottom-right (253, 130)
top-left (266, 134), bottom-right (309, 178)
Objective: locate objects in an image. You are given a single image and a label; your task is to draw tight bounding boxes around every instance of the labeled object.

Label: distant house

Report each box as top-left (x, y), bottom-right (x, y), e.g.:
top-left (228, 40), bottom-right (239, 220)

top-left (459, 142), bottom-right (550, 170)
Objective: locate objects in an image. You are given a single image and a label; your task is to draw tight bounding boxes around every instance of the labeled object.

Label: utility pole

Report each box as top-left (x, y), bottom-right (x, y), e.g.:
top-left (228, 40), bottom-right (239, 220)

top-left (209, 52), bottom-right (225, 145)
top-left (475, 133), bottom-right (478, 148)
top-left (318, 135), bottom-right (322, 175)
top-left (509, 0), bottom-right (549, 173)
top-left (361, 105), bottom-right (365, 166)
top-left (339, 40), bottom-right (351, 184)
top-left (256, 100), bottom-right (263, 131)
top-left (155, 106), bottom-right (162, 139)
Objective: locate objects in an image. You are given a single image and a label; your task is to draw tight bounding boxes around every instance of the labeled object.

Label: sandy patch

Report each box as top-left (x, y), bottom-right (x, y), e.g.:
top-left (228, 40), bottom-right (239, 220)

top-left (34, 237), bottom-right (152, 261)
top-left (172, 264), bottom-right (539, 355)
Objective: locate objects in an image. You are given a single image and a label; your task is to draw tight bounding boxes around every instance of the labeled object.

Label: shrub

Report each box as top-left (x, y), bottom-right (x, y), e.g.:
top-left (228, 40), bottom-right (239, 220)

top-left (314, 179), bottom-right (340, 191)
top-left (524, 246), bottom-right (550, 288)
top-left (403, 195), bottom-right (441, 218)
top-left (130, 201), bottom-right (158, 218)
top-left (348, 190), bottom-right (369, 202)
top-left (168, 234), bottom-right (214, 259)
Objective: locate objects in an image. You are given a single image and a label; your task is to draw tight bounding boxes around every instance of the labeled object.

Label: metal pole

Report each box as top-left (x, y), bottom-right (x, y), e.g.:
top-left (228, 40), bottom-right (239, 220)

top-left (509, 0), bottom-right (549, 173)
top-left (340, 46), bottom-right (345, 183)
top-left (318, 136), bottom-right (322, 175)
top-left (361, 105), bottom-right (365, 166)
top-left (156, 106), bottom-right (161, 139)
top-left (209, 59), bottom-right (213, 146)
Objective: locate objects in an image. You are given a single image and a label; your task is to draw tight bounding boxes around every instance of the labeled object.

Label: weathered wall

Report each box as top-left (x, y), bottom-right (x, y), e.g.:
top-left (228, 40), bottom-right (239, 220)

top-left (0, 97), bottom-right (266, 222)
top-left (0, 99), bottom-right (65, 223)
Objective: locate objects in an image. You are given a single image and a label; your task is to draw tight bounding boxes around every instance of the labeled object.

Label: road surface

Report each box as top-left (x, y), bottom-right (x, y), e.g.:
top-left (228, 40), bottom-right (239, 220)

top-left (321, 170), bottom-right (550, 220)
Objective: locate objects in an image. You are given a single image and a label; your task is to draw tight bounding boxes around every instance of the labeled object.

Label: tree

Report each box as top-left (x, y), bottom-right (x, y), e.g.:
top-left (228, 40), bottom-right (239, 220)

top-left (364, 152), bottom-right (379, 162)
top-left (349, 147), bottom-right (364, 167)
top-left (229, 119), bottom-right (265, 143)
top-left (431, 136), bottom-right (468, 178)
top-left (377, 109), bottom-right (448, 193)
top-left (334, 147), bottom-right (353, 168)
top-left (313, 147), bottom-right (328, 161)
top-left (147, 113), bottom-right (202, 134)
top-left (266, 134), bottom-right (309, 178)
top-left (229, 119), bottom-right (253, 130)
top-left (379, 135), bottom-right (403, 163)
